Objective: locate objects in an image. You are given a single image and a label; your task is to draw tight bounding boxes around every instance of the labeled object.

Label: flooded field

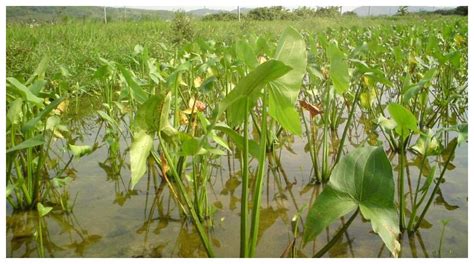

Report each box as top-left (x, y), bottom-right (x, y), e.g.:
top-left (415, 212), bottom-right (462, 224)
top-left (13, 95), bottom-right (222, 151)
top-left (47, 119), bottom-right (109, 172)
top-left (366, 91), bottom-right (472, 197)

top-left (6, 12), bottom-right (468, 258)
top-left (6, 99), bottom-right (468, 257)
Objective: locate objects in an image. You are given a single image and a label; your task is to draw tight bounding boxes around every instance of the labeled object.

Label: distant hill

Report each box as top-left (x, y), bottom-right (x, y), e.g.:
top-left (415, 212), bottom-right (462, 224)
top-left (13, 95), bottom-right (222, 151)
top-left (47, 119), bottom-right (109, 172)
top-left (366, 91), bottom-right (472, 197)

top-left (187, 8), bottom-right (224, 16)
top-left (6, 6), bottom-right (175, 23)
top-left (353, 6), bottom-right (451, 16)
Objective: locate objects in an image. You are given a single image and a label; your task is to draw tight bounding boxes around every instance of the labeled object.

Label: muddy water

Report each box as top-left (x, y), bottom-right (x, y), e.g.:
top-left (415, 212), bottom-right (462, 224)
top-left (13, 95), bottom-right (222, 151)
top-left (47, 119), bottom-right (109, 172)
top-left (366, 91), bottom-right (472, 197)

top-left (6, 106), bottom-right (468, 258)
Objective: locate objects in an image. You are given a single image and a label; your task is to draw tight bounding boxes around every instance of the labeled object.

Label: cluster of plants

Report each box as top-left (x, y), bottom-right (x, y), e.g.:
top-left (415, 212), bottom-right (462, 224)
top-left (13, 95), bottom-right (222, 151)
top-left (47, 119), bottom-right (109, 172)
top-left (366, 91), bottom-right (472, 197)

top-left (6, 15), bottom-right (467, 258)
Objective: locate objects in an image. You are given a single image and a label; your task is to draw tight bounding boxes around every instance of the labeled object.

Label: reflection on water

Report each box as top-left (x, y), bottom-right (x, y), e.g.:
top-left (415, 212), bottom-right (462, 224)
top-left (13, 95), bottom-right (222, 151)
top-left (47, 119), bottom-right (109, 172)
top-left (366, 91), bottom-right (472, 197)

top-left (6, 99), bottom-right (468, 258)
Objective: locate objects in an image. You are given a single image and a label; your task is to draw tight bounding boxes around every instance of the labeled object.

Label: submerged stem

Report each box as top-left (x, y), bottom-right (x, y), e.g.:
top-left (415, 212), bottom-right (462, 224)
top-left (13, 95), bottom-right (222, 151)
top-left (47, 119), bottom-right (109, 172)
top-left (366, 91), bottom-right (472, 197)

top-left (313, 209), bottom-right (359, 258)
top-left (413, 141), bottom-right (457, 232)
top-left (240, 98), bottom-right (250, 257)
top-left (248, 92), bottom-right (268, 257)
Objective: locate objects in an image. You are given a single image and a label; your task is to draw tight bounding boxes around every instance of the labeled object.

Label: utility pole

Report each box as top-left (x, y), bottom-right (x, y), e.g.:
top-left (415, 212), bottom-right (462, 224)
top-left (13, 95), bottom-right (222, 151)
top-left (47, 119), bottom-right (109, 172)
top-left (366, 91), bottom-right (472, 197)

top-left (104, 6), bottom-right (107, 24)
top-left (368, 6), bottom-right (371, 16)
top-left (238, 6), bottom-right (241, 22)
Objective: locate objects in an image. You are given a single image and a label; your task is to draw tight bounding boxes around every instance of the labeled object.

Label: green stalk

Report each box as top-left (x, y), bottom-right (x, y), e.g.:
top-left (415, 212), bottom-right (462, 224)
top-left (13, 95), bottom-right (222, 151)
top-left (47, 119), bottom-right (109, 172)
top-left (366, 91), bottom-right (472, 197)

top-left (413, 141), bottom-right (457, 232)
top-left (399, 137), bottom-right (406, 231)
top-left (313, 209), bottom-right (359, 258)
top-left (248, 92), bottom-right (268, 257)
top-left (321, 85), bottom-right (331, 182)
top-left (301, 108), bottom-right (319, 182)
top-left (158, 137), bottom-right (215, 257)
top-left (333, 85), bottom-right (362, 169)
top-left (406, 153), bottom-right (427, 231)
top-left (37, 218), bottom-right (45, 257)
top-left (240, 98), bottom-right (249, 257)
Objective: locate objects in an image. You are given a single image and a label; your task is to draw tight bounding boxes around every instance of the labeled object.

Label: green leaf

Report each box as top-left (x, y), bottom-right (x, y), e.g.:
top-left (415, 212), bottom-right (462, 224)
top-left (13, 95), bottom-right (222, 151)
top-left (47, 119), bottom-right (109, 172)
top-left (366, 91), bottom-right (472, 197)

top-left (214, 123), bottom-right (260, 159)
top-left (268, 27), bottom-right (307, 135)
top-left (7, 77), bottom-right (44, 107)
top-left (411, 130), bottom-right (440, 156)
top-left (7, 98), bottom-right (24, 126)
top-left (26, 55), bottom-right (49, 85)
top-left (223, 59), bottom-right (291, 126)
top-left (130, 130), bottom-right (154, 189)
top-left (377, 114), bottom-right (396, 131)
top-left (117, 64), bottom-right (148, 104)
top-left (387, 103), bottom-right (419, 140)
top-left (159, 92), bottom-right (178, 137)
top-left (235, 40), bottom-right (258, 69)
top-left (304, 146), bottom-right (400, 257)
top-left (97, 110), bottom-right (121, 132)
top-left (37, 202), bottom-right (53, 217)
top-left (178, 134), bottom-right (207, 156)
top-left (69, 144), bottom-right (93, 157)
top-left (7, 135), bottom-right (45, 154)
top-left (22, 96), bottom-right (64, 133)
top-left (327, 42), bottom-right (350, 94)
top-left (133, 94), bottom-right (164, 133)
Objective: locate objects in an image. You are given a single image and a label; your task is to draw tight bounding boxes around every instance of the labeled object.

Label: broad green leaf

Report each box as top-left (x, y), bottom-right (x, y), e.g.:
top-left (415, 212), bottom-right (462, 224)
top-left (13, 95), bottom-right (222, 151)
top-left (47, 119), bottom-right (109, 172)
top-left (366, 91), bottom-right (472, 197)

top-left (6, 135), bottom-right (45, 154)
top-left (7, 98), bottom-right (24, 126)
top-left (411, 130), bottom-right (440, 156)
top-left (402, 85), bottom-right (421, 104)
top-left (214, 124), bottom-right (260, 158)
top-left (97, 110), bottom-right (121, 132)
top-left (360, 87), bottom-right (376, 109)
top-left (130, 93), bottom-right (177, 189)
top-left (223, 59), bottom-right (292, 126)
top-left (69, 144), bottom-right (93, 157)
top-left (377, 114), bottom-right (396, 131)
top-left (304, 146), bottom-right (400, 257)
top-left (268, 27), bottom-right (307, 135)
top-left (159, 92), bottom-right (178, 137)
top-left (387, 103), bottom-right (419, 140)
top-left (7, 77), bottom-right (44, 107)
top-left (235, 40), bottom-right (258, 69)
top-left (26, 56), bottom-right (48, 85)
top-left (130, 130), bottom-right (154, 189)
top-left (46, 116), bottom-right (61, 131)
top-left (178, 134), bottom-right (206, 156)
top-left (22, 96), bottom-right (64, 133)
top-left (37, 202), bottom-right (53, 217)
top-left (29, 80), bottom-right (47, 95)
top-left (327, 42), bottom-right (350, 94)
top-left (133, 94), bottom-right (164, 133)
top-left (117, 64), bottom-right (148, 104)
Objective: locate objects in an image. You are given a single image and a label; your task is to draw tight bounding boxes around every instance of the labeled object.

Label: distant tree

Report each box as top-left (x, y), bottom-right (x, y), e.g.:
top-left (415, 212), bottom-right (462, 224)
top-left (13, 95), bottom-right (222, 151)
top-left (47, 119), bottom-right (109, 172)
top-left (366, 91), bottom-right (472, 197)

top-left (314, 7), bottom-right (341, 17)
top-left (170, 10), bottom-right (194, 44)
top-left (396, 6), bottom-right (409, 16)
top-left (202, 12), bottom-right (239, 21)
top-left (293, 6), bottom-right (318, 18)
top-left (247, 6), bottom-right (295, 20)
top-left (343, 11), bottom-right (357, 16)
top-left (455, 6), bottom-right (468, 16)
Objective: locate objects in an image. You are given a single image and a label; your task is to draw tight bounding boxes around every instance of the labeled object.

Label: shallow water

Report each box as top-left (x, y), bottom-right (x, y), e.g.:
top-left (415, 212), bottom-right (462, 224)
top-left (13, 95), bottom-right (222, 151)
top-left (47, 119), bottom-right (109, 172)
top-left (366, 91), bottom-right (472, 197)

top-left (6, 102), bottom-right (468, 258)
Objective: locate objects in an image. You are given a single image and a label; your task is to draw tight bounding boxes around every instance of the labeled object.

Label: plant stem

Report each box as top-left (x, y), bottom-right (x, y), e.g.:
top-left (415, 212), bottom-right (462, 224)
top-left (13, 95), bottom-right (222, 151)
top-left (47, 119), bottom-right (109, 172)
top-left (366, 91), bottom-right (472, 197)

top-left (313, 209), bottom-right (359, 258)
top-left (406, 153), bottom-right (427, 231)
top-left (158, 137), bottom-right (215, 257)
top-left (248, 92), bottom-right (268, 257)
top-left (333, 85), bottom-right (362, 169)
top-left (399, 137), bottom-right (406, 231)
top-left (240, 98), bottom-right (249, 257)
top-left (413, 141), bottom-right (457, 232)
